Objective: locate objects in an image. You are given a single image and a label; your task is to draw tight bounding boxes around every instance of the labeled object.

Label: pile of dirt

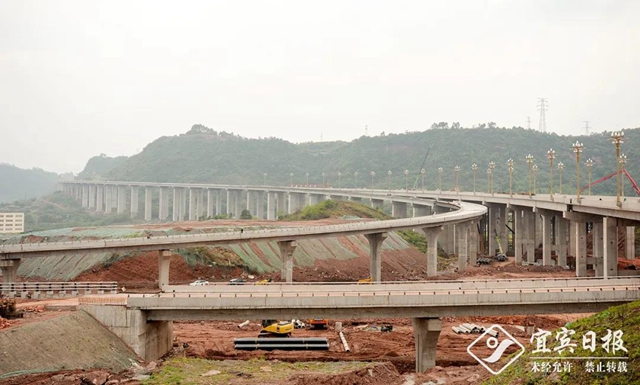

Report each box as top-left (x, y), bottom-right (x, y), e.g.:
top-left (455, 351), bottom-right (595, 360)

top-left (0, 311), bottom-right (138, 377)
top-left (0, 316), bottom-right (14, 329)
top-left (291, 362), bottom-right (401, 385)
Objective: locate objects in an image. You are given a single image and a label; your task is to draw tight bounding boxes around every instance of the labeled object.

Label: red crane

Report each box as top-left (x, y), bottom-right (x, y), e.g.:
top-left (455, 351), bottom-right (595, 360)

top-left (579, 169), bottom-right (640, 196)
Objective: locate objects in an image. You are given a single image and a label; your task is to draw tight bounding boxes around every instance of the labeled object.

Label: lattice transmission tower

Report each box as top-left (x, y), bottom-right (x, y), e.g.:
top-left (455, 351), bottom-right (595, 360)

top-left (537, 98), bottom-right (548, 133)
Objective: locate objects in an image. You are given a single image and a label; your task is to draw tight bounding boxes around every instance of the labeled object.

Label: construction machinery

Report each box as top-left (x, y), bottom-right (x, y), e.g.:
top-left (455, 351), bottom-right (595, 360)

top-left (494, 230), bottom-right (507, 261)
top-left (357, 277), bottom-right (372, 284)
top-left (308, 318), bottom-right (328, 329)
top-left (259, 319), bottom-right (294, 337)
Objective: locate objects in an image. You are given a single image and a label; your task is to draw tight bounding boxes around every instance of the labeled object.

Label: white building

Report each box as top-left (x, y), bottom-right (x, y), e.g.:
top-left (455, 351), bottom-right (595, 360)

top-left (0, 213), bottom-right (24, 233)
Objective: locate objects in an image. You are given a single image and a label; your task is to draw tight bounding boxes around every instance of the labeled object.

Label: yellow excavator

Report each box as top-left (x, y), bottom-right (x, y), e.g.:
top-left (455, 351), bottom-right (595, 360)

top-left (357, 277), bottom-right (373, 284)
top-left (259, 319), bottom-right (294, 337)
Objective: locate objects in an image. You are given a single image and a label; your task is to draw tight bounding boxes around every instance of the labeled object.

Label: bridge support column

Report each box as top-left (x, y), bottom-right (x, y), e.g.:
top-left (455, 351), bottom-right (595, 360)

top-left (604, 217), bottom-right (618, 278)
top-left (104, 186), bottom-right (112, 212)
top-left (81, 304), bottom-right (173, 362)
top-left (569, 221), bottom-right (577, 260)
top-left (117, 185), bottom-right (127, 214)
top-left (225, 189), bottom-right (233, 216)
top-left (234, 191), bottom-right (242, 219)
top-left (96, 185), bottom-right (104, 212)
top-left (287, 192), bottom-right (298, 214)
top-left (308, 194), bottom-right (319, 206)
top-left (196, 189), bottom-right (205, 219)
top-left (513, 208), bottom-right (523, 264)
top-left (498, 206), bottom-right (508, 256)
top-left (159, 187), bottom-right (170, 220)
top-left (180, 188), bottom-right (187, 220)
top-left (130, 187), bottom-right (139, 219)
top-left (423, 226), bottom-right (443, 277)
top-left (267, 192), bottom-right (276, 220)
top-left (189, 189), bottom-right (197, 220)
top-left (144, 187), bottom-right (152, 220)
top-left (540, 211), bottom-right (552, 266)
top-left (0, 259), bottom-right (20, 293)
top-left (468, 220), bottom-right (478, 265)
top-left (256, 191), bottom-right (265, 219)
top-left (488, 205), bottom-right (497, 256)
top-left (207, 190), bottom-right (214, 218)
top-left (278, 241), bottom-right (297, 283)
top-left (556, 216), bottom-right (568, 268)
top-left (523, 210), bottom-right (535, 263)
top-left (574, 221), bottom-right (587, 277)
top-left (247, 191), bottom-right (255, 215)
top-left (276, 192), bottom-right (286, 217)
top-left (88, 184), bottom-right (96, 209)
top-left (626, 227), bottom-right (636, 260)
top-left (366, 233), bottom-right (387, 283)
top-left (392, 202), bottom-right (407, 218)
top-left (457, 224), bottom-right (469, 271)
top-left (371, 199), bottom-right (384, 211)
top-left (412, 318), bottom-right (441, 373)
top-left (82, 184), bottom-right (90, 208)
top-left (172, 188), bottom-right (180, 221)
top-left (158, 250), bottom-right (172, 290)
top-left (215, 190), bottom-right (222, 217)
top-left (593, 222), bottom-right (604, 277)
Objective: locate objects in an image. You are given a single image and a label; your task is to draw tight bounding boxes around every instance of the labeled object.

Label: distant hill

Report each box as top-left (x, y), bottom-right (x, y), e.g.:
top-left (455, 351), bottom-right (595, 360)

top-left (77, 154), bottom-right (129, 180)
top-left (94, 123), bottom-right (640, 196)
top-left (0, 164), bottom-right (60, 204)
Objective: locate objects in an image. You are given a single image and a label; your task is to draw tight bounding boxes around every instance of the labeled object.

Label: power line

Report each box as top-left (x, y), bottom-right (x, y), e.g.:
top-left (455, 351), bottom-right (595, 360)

top-left (527, 116), bottom-right (531, 130)
top-left (537, 98), bottom-right (548, 133)
top-left (584, 121), bottom-right (590, 135)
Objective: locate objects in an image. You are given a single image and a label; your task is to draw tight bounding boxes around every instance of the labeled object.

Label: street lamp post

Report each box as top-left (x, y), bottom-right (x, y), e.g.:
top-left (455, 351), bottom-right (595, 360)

top-left (532, 165), bottom-right (539, 194)
top-left (354, 171), bottom-right (358, 189)
top-left (370, 171), bottom-right (375, 190)
top-left (547, 149), bottom-right (555, 199)
top-left (338, 172), bottom-right (342, 189)
top-left (471, 163), bottom-right (478, 195)
top-left (572, 141), bottom-right (584, 201)
top-left (620, 154), bottom-right (627, 199)
top-left (290, 172), bottom-right (293, 187)
top-left (611, 131), bottom-right (625, 206)
top-left (263, 172), bottom-right (267, 186)
top-left (585, 159), bottom-right (593, 196)
top-left (437, 167), bottom-right (443, 191)
top-left (454, 166), bottom-right (460, 192)
top-left (526, 154), bottom-right (534, 196)
top-left (507, 158), bottom-right (514, 197)
top-left (305, 172), bottom-right (309, 186)
top-left (421, 168), bottom-right (426, 191)
top-left (486, 168), bottom-right (491, 193)
top-left (322, 172), bottom-right (326, 189)
top-left (387, 170), bottom-right (392, 192)
top-left (404, 170), bottom-right (409, 191)
top-left (558, 162), bottom-right (564, 194)
top-left (488, 161), bottom-right (496, 195)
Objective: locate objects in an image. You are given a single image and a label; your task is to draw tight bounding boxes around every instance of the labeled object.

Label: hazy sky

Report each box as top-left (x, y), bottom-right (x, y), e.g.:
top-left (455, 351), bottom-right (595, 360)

top-left (1, 1), bottom-right (639, 173)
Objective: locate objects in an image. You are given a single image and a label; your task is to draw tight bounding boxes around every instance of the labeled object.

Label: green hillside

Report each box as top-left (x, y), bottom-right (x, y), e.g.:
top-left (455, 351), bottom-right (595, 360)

top-left (278, 199), bottom-right (390, 221)
top-left (484, 300), bottom-right (640, 385)
top-left (0, 164), bottom-right (60, 204)
top-left (77, 154), bottom-right (129, 180)
top-left (95, 124), bottom-right (640, 197)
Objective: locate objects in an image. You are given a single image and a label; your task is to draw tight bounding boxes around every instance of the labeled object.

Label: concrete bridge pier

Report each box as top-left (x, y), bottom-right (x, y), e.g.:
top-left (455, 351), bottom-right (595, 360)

top-left (276, 192), bottom-right (286, 217)
top-left (523, 210), bottom-right (536, 263)
top-left (468, 220), bottom-right (478, 265)
top-left (574, 221), bottom-right (587, 277)
top-left (215, 190), bottom-right (222, 217)
top-left (512, 207), bottom-right (523, 264)
top-left (225, 189), bottom-right (233, 217)
top-left (158, 250), bottom-right (172, 290)
top-left (366, 232), bottom-right (387, 282)
top-left (593, 222), bottom-right (604, 277)
top-left (130, 186), bottom-right (139, 219)
top-left (0, 259), bottom-right (20, 293)
top-left (159, 187), bottom-right (170, 220)
top-left (196, 189), bottom-right (205, 219)
top-left (255, 191), bottom-right (265, 219)
top-left (539, 210), bottom-right (552, 266)
top-left (556, 216), bottom-right (568, 267)
top-left (207, 190), bottom-right (215, 218)
top-left (247, 191), bottom-right (256, 216)
top-left (392, 201), bottom-right (407, 218)
top-left (457, 224), bottom-right (469, 271)
top-left (423, 226), bottom-right (443, 277)
top-left (96, 185), bottom-right (104, 212)
top-left (88, 184), bottom-right (96, 209)
top-left (413, 318), bottom-right (442, 372)
top-left (144, 187), bottom-right (152, 220)
top-left (117, 185), bottom-right (127, 214)
top-left (626, 227), bottom-right (636, 259)
top-left (371, 199), bottom-right (384, 211)
top-left (172, 188), bottom-right (181, 221)
top-left (105, 185), bottom-right (114, 213)
top-left (278, 241), bottom-right (297, 282)
top-left (81, 304), bottom-right (172, 362)
top-left (267, 192), bottom-right (276, 220)
top-left (82, 184), bottom-right (90, 208)
top-left (604, 217), bottom-right (618, 277)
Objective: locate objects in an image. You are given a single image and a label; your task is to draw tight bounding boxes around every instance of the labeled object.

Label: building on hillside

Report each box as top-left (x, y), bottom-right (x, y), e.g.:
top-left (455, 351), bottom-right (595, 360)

top-left (0, 213), bottom-right (24, 233)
